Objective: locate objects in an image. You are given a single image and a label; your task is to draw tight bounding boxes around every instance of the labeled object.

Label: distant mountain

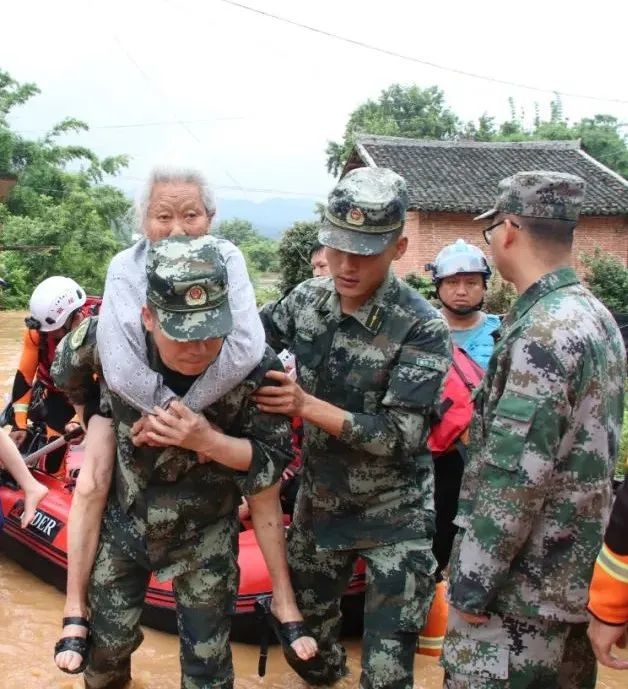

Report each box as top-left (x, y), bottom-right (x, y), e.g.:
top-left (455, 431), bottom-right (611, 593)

top-left (214, 197), bottom-right (319, 239)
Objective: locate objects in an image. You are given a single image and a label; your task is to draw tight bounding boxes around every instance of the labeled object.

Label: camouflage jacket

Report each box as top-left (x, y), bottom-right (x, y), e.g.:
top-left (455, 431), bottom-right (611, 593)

top-left (450, 268), bottom-right (626, 622)
top-left (52, 317), bottom-right (291, 580)
top-left (262, 272), bottom-right (451, 551)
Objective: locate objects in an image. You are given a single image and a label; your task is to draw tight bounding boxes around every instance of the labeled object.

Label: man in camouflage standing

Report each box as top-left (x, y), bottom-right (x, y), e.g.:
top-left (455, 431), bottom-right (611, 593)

top-left (442, 171), bottom-right (626, 688)
top-left (52, 235), bottom-right (291, 689)
top-left (255, 166), bottom-right (451, 689)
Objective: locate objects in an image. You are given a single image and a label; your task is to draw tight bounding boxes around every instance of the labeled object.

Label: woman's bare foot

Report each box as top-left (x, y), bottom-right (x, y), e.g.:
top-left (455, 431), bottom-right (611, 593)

top-left (21, 482), bottom-right (48, 528)
top-left (270, 599), bottom-right (318, 660)
top-left (54, 607), bottom-right (89, 673)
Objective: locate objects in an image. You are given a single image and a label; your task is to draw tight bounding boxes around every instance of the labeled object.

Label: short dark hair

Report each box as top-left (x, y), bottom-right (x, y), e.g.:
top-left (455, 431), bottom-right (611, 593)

top-left (518, 216), bottom-right (576, 250)
top-left (309, 242), bottom-right (325, 260)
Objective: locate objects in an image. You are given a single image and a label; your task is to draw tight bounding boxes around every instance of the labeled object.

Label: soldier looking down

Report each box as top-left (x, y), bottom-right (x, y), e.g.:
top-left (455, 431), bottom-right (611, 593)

top-left (52, 236), bottom-right (299, 689)
top-left (256, 166), bottom-right (451, 689)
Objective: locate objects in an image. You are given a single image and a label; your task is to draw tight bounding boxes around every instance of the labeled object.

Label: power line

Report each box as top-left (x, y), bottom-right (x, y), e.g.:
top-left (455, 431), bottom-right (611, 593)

top-left (215, 0), bottom-right (628, 105)
top-left (5, 178), bottom-right (327, 199)
top-left (13, 116), bottom-right (246, 134)
top-left (110, 34), bottom-right (246, 192)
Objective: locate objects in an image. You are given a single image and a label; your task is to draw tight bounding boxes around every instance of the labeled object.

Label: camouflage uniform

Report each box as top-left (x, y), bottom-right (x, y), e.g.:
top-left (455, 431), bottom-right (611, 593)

top-left (442, 172), bottom-right (627, 688)
top-left (52, 237), bottom-right (291, 689)
top-left (262, 168), bottom-right (451, 689)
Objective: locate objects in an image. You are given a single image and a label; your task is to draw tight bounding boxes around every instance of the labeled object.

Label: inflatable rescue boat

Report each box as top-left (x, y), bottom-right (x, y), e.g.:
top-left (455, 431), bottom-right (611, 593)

top-left (0, 443), bottom-right (366, 642)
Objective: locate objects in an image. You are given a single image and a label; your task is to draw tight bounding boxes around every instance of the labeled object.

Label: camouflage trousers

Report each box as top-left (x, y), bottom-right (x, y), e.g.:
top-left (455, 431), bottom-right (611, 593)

top-left (441, 607), bottom-right (596, 689)
top-left (286, 525), bottom-right (437, 689)
top-left (83, 522), bottom-right (238, 689)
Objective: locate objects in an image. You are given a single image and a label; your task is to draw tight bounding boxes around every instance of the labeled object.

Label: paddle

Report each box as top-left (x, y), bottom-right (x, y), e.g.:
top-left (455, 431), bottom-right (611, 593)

top-left (23, 426), bottom-right (85, 469)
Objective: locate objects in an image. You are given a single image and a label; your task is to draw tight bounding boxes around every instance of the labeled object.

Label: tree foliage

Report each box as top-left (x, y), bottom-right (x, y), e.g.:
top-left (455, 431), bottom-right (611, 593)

top-left (326, 85), bottom-right (459, 176)
top-left (328, 85), bottom-right (628, 179)
top-left (213, 218), bottom-right (258, 246)
top-left (214, 218), bottom-right (280, 273)
top-left (0, 69), bottom-right (131, 308)
top-left (403, 272), bottom-right (434, 300)
top-left (463, 97), bottom-right (628, 178)
top-left (581, 247), bottom-right (628, 313)
top-left (277, 221), bottom-right (321, 292)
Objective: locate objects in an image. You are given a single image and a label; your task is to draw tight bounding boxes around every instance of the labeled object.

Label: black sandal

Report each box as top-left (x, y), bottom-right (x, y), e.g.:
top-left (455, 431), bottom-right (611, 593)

top-left (53, 616), bottom-right (90, 675)
top-left (255, 596), bottom-right (320, 677)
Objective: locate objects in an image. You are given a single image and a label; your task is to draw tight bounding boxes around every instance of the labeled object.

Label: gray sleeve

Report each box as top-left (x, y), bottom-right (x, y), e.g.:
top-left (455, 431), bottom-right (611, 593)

top-left (97, 237), bottom-right (265, 415)
top-left (182, 239), bottom-right (266, 412)
top-left (96, 239), bottom-right (177, 413)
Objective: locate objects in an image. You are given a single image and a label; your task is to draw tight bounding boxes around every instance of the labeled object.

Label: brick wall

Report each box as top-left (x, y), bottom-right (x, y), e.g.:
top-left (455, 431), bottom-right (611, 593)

top-left (396, 211), bottom-right (628, 279)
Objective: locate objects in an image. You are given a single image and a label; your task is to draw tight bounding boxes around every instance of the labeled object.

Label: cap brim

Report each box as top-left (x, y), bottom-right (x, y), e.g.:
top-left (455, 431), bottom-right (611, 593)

top-left (473, 208), bottom-right (498, 221)
top-left (156, 303), bottom-right (233, 342)
top-left (318, 222), bottom-right (397, 256)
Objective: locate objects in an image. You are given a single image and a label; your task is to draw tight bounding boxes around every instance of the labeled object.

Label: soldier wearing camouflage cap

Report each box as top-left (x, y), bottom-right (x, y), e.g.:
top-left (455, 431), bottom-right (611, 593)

top-left (442, 171), bottom-right (626, 688)
top-left (51, 234), bottom-right (304, 688)
top-left (256, 166), bottom-right (451, 689)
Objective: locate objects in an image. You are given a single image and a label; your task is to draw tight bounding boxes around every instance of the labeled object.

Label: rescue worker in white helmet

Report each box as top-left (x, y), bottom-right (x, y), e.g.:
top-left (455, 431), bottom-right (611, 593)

top-left (426, 238), bottom-right (500, 369)
top-left (8, 277), bottom-right (91, 476)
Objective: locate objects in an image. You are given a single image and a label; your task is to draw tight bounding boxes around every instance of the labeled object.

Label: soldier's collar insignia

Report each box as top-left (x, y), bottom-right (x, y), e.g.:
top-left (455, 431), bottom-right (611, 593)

top-left (314, 289), bottom-right (331, 311)
top-left (184, 284), bottom-right (207, 307)
top-left (69, 318), bottom-right (90, 350)
top-left (346, 207), bottom-right (365, 226)
top-left (364, 305), bottom-right (384, 333)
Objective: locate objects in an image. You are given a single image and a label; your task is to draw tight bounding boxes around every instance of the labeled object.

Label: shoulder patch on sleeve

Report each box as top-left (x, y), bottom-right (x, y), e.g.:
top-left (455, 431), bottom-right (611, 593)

top-left (69, 318), bottom-right (91, 350)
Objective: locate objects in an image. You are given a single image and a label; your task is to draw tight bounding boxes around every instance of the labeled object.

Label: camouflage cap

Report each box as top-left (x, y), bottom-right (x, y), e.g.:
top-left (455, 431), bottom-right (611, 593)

top-left (474, 170), bottom-right (586, 222)
top-left (146, 235), bottom-right (232, 342)
top-left (319, 167), bottom-right (409, 256)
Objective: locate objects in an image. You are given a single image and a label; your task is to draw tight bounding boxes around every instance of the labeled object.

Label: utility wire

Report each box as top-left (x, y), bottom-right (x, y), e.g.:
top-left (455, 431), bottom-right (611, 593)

top-left (111, 34), bottom-right (246, 192)
top-left (215, 0), bottom-right (628, 105)
top-left (13, 116), bottom-right (246, 134)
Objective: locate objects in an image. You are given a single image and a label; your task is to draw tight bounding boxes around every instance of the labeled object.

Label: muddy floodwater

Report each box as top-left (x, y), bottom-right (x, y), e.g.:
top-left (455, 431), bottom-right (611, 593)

top-left (0, 310), bottom-right (626, 688)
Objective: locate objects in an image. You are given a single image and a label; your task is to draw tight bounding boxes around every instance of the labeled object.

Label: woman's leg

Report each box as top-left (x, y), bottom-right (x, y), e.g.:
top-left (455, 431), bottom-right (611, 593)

top-left (247, 482), bottom-right (318, 660)
top-left (55, 415), bottom-right (116, 672)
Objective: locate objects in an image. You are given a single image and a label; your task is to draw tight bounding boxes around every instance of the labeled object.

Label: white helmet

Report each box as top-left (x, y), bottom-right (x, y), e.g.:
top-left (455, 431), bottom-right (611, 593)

top-left (27, 276), bottom-right (86, 332)
top-left (426, 239), bottom-right (491, 283)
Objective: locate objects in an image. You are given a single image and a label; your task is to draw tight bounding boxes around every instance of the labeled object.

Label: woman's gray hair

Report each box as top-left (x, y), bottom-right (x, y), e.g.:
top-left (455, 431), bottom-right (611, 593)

top-left (136, 166), bottom-right (217, 229)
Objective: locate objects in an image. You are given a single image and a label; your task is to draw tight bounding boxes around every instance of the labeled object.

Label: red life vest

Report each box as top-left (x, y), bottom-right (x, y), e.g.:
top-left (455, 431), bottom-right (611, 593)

top-left (428, 346), bottom-right (484, 455)
top-left (36, 296), bottom-right (102, 392)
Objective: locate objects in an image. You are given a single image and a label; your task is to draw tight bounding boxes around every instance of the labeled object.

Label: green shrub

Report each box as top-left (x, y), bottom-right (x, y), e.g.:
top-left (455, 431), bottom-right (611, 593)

top-left (403, 272), bottom-right (435, 300)
top-left (582, 248), bottom-right (628, 312)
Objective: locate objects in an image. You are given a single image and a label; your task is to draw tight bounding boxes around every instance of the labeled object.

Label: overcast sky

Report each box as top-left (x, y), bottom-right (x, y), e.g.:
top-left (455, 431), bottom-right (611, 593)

top-left (2, 0), bottom-right (627, 204)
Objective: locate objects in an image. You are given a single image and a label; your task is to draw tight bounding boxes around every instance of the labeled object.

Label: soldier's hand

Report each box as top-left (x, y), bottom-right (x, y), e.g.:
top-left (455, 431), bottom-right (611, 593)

top-left (253, 370), bottom-right (307, 416)
top-left (587, 617), bottom-right (628, 670)
top-left (143, 400), bottom-right (214, 452)
top-left (453, 608), bottom-right (490, 625)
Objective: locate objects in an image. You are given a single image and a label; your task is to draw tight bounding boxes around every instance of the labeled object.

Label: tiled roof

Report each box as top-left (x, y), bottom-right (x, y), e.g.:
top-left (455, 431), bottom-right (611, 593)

top-left (347, 136), bottom-right (628, 215)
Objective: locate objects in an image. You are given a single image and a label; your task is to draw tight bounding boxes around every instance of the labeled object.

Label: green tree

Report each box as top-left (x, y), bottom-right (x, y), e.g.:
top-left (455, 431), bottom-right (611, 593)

top-left (277, 221), bottom-right (321, 292)
top-left (581, 247), bottom-right (628, 312)
top-left (403, 272), bottom-right (434, 300)
top-left (0, 69), bottom-right (131, 307)
top-left (241, 237), bottom-right (280, 272)
top-left (575, 115), bottom-right (628, 179)
top-left (330, 85), bottom-right (628, 179)
top-left (326, 84), bottom-right (459, 176)
top-left (214, 218), bottom-right (280, 273)
top-left (214, 218), bottom-right (258, 246)
top-left (470, 95), bottom-right (628, 178)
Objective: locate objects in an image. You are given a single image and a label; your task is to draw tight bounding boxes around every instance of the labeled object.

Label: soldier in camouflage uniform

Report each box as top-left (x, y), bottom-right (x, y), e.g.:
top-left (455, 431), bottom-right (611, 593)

top-left (442, 171), bottom-right (627, 688)
top-left (52, 235), bottom-right (292, 689)
top-left (255, 167), bottom-right (451, 689)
